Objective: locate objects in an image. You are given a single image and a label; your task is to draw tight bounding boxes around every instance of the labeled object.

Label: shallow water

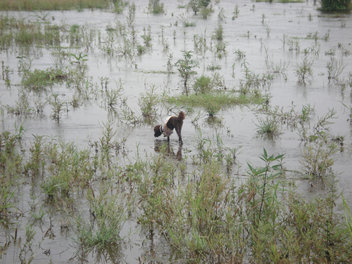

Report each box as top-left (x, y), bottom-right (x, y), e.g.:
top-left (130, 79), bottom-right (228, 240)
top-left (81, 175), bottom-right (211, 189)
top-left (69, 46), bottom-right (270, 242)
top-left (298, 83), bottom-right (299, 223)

top-left (1, 0), bottom-right (352, 263)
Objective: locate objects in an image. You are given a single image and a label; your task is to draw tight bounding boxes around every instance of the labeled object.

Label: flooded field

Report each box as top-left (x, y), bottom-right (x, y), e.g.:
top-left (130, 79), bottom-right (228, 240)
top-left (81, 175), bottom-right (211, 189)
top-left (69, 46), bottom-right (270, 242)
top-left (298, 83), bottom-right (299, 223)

top-left (1, 0), bottom-right (352, 263)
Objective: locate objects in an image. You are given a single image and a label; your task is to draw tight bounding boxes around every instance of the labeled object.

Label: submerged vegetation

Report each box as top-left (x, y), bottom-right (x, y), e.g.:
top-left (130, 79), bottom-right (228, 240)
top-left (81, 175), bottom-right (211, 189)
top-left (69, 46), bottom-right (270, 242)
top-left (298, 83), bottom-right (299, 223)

top-left (1, 0), bottom-right (352, 263)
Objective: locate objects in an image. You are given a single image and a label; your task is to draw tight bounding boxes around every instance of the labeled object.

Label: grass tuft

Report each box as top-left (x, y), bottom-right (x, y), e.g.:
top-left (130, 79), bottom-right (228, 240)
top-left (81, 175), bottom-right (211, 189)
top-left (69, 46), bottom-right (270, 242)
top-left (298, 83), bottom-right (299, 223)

top-left (166, 92), bottom-right (265, 116)
top-left (22, 68), bottom-right (67, 92)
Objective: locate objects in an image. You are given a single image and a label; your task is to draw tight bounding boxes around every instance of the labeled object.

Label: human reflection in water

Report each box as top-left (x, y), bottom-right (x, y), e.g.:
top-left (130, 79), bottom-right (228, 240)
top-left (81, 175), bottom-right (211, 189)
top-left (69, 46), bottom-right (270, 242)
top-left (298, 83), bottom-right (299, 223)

top-left (154, 140), bottom-right (182, 161)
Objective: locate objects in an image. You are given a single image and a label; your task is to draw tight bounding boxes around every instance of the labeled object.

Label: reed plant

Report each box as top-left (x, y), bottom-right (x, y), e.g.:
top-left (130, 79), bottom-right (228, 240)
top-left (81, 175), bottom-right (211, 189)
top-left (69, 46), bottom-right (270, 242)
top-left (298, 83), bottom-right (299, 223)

top-left (0, 130), bottom-right (23, 225)
top-left (164, 161), bottom-right (232, 262)
top-left (256, 116), bottom-right (281, 139)
top-left (14, 24), bottom-right (42, 46)
top-left (240, 61), bottom-right (273, 94)
top-left (175, 50), bottom-right (198, 95)
top-left (24, 135), bottom-right (45, 178)
top-left (137, 153), bottom-right (177, 234)
top-left (76, 189), bottom-right (124, 263)
top-left (213, 24), bottom-right (223, 41)
top-left (118, 98), bottom-right (141, 126)
top-left (98, 120), bottom-right (125, 167)
top-left (343, 196), bottom-right (352, 238)
top-left (301, 139), bottom-right (337, 181)
top-left (299, 109), bottom-right (339, 182)
top-left (193, 75), bottom-right (211, 94)
top-left (103, 85), bottom-right (123, 113)
top-left (0, 131), bottom-right (23, 183)
top-left (296, 56), bottom-right (313, 85)
top-left (19, 225), bottom-right (36, 264)
top-left (138, 86), bottom-right (159, 123)
top-left (141, 26), bottom-right (152, 48)
top-left (327, 56), bottom-right (346, 82)
top-left (113, 0), bottom-right (127, 13)
top-left (0, 185), bottom-right (15, 225)
top-left (258, 103), bottom-right (314, 129)
top-left (5, 90), bottom-right (33, 116)
top-left (127, 2), bottom-right (136, 27)
top-left (193, 33), bottom-right (207, 55)
top-left (48, 94), bottom-right (65, 122)
top-left (148, 0), bottom-right (164, 14)
top-left (188, 0), bottom-right (212, 18)
top-left (41, 141), bottom-right (95, 201)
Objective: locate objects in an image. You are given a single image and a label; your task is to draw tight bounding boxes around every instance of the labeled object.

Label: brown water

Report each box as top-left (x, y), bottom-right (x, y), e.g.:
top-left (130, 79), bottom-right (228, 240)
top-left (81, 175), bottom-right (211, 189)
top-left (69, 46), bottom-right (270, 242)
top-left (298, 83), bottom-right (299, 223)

top-left (1, 0), bottom-right (352, 263)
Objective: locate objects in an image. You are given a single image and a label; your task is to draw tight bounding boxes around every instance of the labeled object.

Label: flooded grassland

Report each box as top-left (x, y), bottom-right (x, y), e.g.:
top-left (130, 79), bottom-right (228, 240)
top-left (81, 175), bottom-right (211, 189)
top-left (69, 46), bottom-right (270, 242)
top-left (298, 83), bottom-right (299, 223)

top-left (1, 0), bottom-right (352, 263)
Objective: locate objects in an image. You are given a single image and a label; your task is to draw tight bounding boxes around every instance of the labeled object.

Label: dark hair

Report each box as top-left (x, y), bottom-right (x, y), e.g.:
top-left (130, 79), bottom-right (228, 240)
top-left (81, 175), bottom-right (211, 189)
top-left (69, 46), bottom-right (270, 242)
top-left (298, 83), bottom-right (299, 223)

top-left (178, 111), bottom-right (185, 121)
top-left (154, 125), bottom-right (162, 137)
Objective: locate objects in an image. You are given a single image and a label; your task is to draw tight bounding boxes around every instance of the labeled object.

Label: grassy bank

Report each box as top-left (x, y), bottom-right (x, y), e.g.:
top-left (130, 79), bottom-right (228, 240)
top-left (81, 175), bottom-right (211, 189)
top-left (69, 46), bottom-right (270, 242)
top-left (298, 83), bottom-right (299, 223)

top-left (0, 0), bottom-right (111, 11)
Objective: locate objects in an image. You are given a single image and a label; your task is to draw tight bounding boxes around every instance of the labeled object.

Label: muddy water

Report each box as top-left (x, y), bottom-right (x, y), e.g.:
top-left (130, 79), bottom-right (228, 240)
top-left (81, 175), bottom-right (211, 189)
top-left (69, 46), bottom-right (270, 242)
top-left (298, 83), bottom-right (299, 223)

top-left (1, 0), bottom-right (352, 263)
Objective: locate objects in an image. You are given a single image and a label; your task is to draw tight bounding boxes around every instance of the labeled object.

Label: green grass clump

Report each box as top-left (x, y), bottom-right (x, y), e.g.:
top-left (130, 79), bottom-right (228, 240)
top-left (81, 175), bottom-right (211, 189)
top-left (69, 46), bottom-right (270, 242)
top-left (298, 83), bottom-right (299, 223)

top-left (0, 131), bottom-right (23, 222)
top-left (0, 17), bottom-right (43, 46)
top-left (164, 162), bottom-right (233, 262)
top-left (213, 24), bottom-right (223, 41)
top-left (343, 196), bottom-right (352, 239)
top-left (256, 116), bottom-right (281, 138)
top-left (113, 0), bottom-right (127, 14)
top-left (24, 135), bottom-right (45, 177)
top-left (193, 75), bottom-right (211, 94)
top-left (0, 0), bottom-right (111, 11)
top-left (1, 124), bottom-right (352, 262)
top-left (22, 68), bottom-right (67, 92)
top-left (299, 109), bottom-right (339, 182)
top-left (175, 51), bottom-right (198, 95)
top-left (148, 0), bottom-right (164, 14)
top-left (14, 25), bottom-right (43, 45)
top-left (138, 86), bottom-right (159, 123)
top-left (141, 148), bottom-right (352, 263)
top-left (41, 142), bottom-right (95, 201)
top-left (320, 0), bottom-right (351, 12)
top-left (188, 0), bottom-right (212, 18)
top-left (76, 190), bottom-right (124, 263)
top-left (167, 92), bottom-right (264, 116)
top-left (137, 154), bottom-right (176, 231)
top-left (0, 16), bottom-right (64, 48)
